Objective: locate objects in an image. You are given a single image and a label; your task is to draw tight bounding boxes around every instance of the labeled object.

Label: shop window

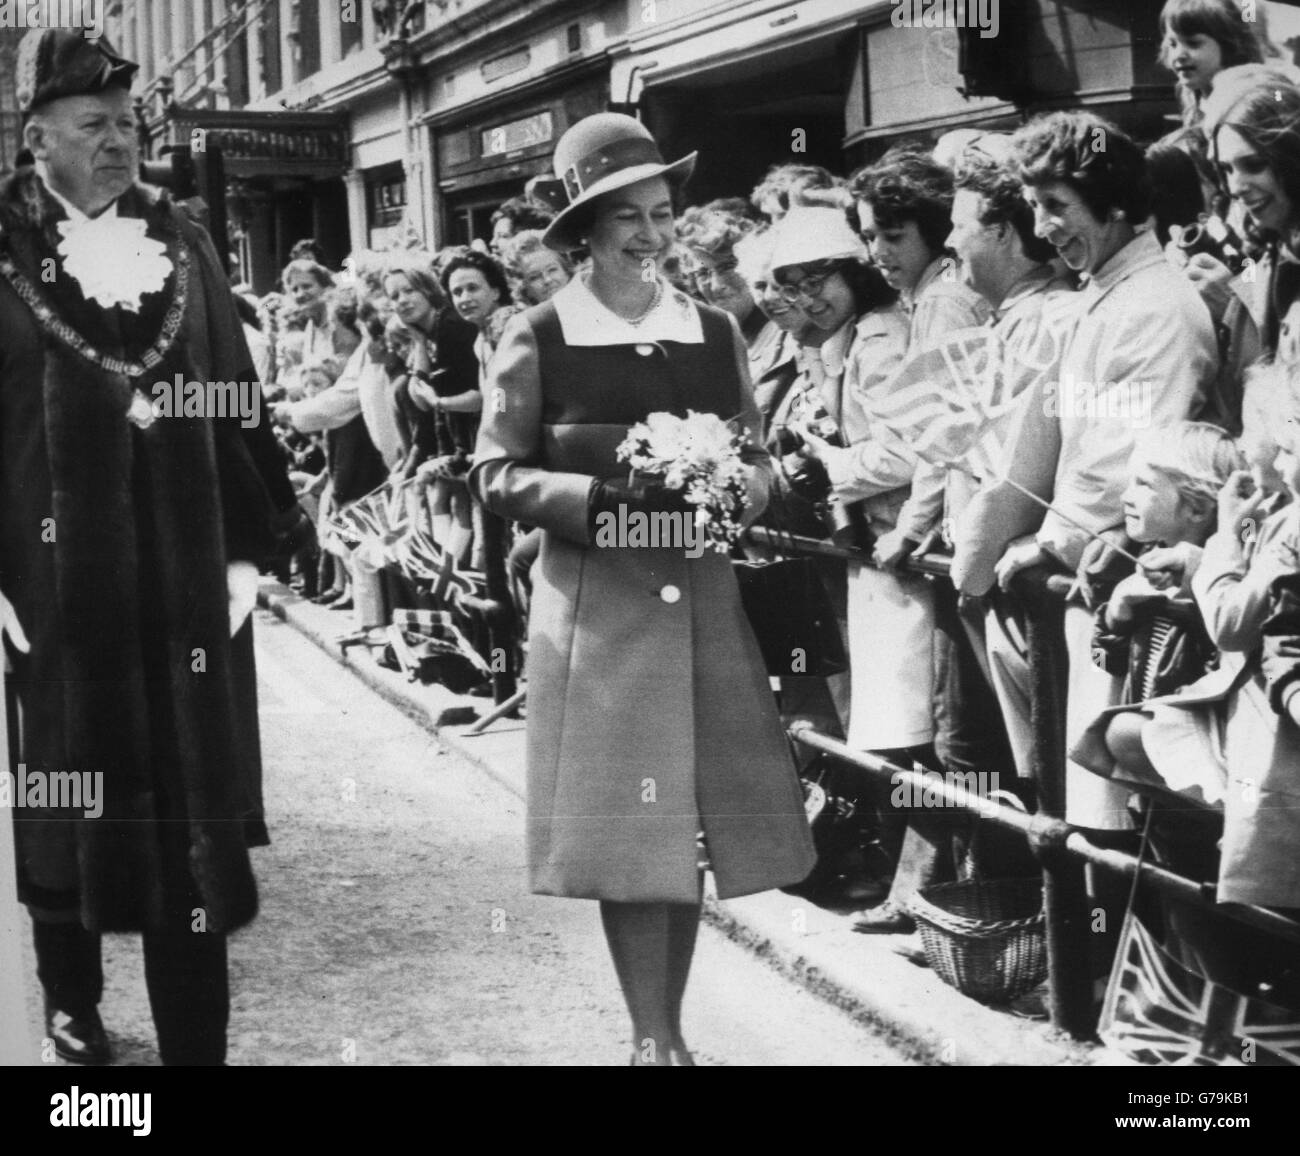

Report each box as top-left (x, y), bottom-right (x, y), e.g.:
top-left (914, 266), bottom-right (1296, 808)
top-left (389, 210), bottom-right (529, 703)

top-left (290, 0), bottom-right (322, 83)
top-left (368, 171), bottom-right (408, 247)
top-left (225, 16), bottom-right (251, 108)
top-left (260, 0), bottom-right (282, 95)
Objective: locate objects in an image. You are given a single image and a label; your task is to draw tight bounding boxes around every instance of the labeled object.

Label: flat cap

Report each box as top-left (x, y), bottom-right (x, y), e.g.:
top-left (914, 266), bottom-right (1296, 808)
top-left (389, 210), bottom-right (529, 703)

top-left (15, 27), bottom-right (137, 115)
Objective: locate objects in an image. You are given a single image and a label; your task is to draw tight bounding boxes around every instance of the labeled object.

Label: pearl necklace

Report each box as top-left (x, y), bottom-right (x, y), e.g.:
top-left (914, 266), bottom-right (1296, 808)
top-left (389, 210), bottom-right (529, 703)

top-left (587, 273), bottom-right (663, 327)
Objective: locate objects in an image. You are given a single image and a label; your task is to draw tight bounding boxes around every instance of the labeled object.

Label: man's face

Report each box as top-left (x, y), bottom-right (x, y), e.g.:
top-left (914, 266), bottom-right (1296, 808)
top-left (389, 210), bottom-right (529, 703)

top-left (948, 189), bottom-right (1002, 301)
top-left (26, 88), bottom-right (138, 216)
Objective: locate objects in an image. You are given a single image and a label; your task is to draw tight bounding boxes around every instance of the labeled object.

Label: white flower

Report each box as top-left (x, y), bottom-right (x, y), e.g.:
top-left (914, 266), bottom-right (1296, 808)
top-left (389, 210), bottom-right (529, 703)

top-left (56, 215), bottom-right (173, 313)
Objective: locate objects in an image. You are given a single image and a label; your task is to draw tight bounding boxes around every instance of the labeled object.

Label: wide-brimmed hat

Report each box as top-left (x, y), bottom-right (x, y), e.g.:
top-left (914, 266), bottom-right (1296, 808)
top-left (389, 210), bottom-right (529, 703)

top-left (538, 113), bottom-right (696, 252)
top-left (768, 207), bottom-right (868, 274)
top-left (15, 28), bottom-right (137, 116)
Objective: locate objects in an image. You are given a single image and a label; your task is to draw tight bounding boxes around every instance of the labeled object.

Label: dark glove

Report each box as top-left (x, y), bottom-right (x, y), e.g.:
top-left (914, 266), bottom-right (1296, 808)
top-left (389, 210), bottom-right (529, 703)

top-left (589, 474), bottom-right (694, 530)
top-left (781, 451), bottom-right (829, 498)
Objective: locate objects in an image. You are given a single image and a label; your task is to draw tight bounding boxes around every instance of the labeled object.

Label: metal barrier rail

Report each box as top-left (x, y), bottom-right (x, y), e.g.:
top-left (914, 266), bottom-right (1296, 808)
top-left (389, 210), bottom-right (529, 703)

top-left (747, 524), bottom-right (1300, 1038)
top-left (789, 723), bottom-right (1300, 949)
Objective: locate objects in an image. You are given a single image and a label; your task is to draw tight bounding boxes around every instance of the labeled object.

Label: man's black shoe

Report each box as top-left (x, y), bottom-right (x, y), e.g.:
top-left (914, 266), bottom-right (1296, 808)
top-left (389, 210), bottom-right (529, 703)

top-left (45, 1006), bottom-right (111, 1065)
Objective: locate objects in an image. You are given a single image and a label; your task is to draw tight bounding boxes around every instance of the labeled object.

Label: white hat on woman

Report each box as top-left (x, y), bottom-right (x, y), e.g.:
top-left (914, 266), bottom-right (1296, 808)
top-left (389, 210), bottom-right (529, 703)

top-left (768, 207), bottom-right (869, 274)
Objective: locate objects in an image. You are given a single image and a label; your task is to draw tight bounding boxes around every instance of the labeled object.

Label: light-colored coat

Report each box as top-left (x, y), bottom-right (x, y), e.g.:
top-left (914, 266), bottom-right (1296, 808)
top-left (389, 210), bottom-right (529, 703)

top-left (471, 278), bottom-right (815, 904)
top-left (1035, 230), bottom-right (1218, 571)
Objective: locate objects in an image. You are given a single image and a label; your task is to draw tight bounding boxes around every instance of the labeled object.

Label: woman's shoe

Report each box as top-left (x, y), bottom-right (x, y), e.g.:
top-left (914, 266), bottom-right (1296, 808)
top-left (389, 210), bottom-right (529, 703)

top-left (668, 1042), bottom-right (695, 1066)
top-left (850, 900), bottom-right (916, 935)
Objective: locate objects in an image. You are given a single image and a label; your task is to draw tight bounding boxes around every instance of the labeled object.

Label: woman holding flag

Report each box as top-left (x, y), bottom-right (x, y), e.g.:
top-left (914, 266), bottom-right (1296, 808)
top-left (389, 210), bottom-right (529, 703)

top-left (793, 149), bottom-right (992, 933)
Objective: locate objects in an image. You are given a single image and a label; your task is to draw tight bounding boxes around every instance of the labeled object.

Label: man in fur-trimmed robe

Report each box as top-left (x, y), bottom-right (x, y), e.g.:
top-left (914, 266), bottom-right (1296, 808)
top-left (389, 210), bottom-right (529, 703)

top-left (0, 29), bottom-right (296, 1065)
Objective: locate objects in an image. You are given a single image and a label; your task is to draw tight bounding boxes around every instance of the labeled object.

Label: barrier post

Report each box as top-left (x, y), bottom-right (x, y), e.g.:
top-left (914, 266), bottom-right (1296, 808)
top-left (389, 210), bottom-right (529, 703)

top-left (1018, 568), bottom-right (1096, 1039)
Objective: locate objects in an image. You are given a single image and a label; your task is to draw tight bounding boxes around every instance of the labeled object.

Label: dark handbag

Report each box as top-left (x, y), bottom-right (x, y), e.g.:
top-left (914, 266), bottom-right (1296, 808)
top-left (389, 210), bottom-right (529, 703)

top-left (734, 550), bottom-right (848, 678)
top-left (780, 753), bottom-right (887, 900)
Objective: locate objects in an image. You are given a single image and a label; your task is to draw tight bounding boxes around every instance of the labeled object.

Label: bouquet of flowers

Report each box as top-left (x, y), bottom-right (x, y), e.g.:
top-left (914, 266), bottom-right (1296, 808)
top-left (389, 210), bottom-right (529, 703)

top-left (615, 410), bottom-right (750, 555)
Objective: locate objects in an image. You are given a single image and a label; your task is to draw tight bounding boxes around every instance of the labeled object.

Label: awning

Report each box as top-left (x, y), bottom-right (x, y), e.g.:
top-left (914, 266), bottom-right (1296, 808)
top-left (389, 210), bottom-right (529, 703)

top-left (162, 108), bottom-right (350, 180)
top-left (609, 0), bottom-right (888, 103)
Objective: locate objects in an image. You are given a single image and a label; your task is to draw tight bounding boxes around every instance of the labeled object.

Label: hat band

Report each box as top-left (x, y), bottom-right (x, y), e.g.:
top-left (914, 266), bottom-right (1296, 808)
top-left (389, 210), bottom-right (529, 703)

top-left (561, 136), bottom-right (665, 203)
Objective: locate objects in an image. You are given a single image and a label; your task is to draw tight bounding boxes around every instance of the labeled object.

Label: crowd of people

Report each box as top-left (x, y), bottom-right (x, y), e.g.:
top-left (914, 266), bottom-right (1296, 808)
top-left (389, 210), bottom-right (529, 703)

top-left (11, 2), bottom-right (1300, 1069)
top-left (228, 0), bottom-right (1300, 1030)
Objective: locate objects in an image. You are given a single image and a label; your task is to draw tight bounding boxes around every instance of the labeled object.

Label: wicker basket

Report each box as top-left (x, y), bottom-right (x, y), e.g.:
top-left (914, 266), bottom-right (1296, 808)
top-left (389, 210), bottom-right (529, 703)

top-left (906, 877), bottom-right (1047, 1004)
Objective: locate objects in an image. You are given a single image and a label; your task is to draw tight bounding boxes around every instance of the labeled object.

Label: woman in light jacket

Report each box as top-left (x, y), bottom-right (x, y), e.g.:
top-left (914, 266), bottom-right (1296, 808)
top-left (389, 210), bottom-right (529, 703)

top-left (470, 113), bottom-right (814, 1065)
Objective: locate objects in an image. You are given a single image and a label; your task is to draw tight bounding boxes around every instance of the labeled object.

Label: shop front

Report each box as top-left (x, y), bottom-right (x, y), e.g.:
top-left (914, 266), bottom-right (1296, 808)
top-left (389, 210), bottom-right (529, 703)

top-left (161, 107), bottom-right (351, 292)
top-left (607, 0), bottom-right (1223, 198)
top-left (426, 64), bottom-right (608, 248)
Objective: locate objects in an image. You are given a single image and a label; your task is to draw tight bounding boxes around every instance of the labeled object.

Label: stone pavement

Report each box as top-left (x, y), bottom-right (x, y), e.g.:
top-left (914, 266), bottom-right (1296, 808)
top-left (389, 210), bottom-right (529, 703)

top-left (259, 578), bottom-right (1113, 1067)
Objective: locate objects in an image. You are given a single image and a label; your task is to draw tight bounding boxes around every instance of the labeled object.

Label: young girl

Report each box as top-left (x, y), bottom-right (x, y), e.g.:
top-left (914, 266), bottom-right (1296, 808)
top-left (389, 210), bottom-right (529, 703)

top-left (1158, 0), bottom-right (1267, 128)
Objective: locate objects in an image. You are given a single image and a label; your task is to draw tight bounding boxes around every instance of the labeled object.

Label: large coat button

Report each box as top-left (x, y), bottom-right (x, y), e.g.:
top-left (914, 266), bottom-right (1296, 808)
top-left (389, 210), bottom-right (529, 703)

top-left (635, 343), bottom-right (654, 356)
top-left (659, 584), bottom-right (681, 604)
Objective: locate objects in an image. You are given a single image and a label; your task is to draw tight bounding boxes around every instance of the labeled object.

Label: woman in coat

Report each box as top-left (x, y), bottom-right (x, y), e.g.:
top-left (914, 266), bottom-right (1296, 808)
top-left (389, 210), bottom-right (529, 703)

top-left (470, 113), bottom-right (815, 1065)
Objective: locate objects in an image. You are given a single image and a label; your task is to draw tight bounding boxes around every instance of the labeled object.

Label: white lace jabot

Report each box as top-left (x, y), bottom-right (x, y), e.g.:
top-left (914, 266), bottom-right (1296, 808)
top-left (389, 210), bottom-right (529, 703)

top-left (39, 173), bottom-right (172, 312)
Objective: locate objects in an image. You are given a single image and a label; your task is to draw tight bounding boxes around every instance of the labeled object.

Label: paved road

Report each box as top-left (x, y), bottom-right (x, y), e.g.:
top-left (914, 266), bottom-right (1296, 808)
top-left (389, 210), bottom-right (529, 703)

top-left (22, 609), bottom-right (918, 1066)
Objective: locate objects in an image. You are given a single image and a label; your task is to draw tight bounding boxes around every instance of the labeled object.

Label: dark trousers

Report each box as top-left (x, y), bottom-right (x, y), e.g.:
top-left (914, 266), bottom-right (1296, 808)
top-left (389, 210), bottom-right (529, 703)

top-left (33, 917), bottom-right (230, 1065)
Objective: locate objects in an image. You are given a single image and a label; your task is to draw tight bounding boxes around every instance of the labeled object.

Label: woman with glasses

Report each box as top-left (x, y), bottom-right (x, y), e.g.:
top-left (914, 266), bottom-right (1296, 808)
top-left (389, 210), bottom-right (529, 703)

top-left (676, 206), bottom-right (767, 344)
top-left (795, 149), bottom-right (992, 933)
top-left (470, 114), bottom-right (814, 1064)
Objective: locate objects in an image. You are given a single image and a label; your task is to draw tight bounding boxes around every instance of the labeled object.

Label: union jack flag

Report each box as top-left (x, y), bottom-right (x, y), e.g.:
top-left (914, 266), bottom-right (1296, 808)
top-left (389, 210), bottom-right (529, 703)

top-left (325, 477), bottom-right (482, 610)
top-left (1099, 914), bottom-right (1300, 1066)
top-left (870, 327), bottom-right (1028, 478)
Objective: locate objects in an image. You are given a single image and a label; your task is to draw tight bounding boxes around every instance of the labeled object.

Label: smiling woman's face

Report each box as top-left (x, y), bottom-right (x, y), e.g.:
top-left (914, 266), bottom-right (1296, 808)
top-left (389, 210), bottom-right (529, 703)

top-left (586, 176), bottom-right (675, 283)
top-left (774, 264), bottom-right (857, 333)
top-left (1216, 125), bottom-right (1296, 238)
top-left (518, 249), bottom-right (571, 304)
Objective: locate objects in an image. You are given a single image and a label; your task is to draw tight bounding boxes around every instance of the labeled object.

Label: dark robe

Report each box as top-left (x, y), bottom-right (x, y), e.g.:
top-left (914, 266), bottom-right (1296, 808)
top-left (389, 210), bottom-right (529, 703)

top-left (0, 168), bottom-right (285, 933)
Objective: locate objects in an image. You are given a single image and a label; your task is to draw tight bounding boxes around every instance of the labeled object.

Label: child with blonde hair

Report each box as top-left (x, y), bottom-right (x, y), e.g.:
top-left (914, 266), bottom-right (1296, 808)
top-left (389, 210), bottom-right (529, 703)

top-left (1076, 377), bottom-right (1300, 1005)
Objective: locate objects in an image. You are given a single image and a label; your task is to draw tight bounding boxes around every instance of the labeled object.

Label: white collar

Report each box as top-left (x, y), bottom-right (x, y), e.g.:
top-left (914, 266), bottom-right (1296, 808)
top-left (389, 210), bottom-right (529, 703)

top-left (38, 169), bottom-right (119, 224)
top-left (552, 274), bottom-right (704, 346)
